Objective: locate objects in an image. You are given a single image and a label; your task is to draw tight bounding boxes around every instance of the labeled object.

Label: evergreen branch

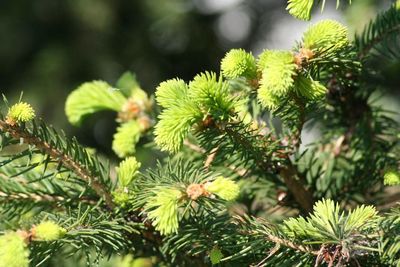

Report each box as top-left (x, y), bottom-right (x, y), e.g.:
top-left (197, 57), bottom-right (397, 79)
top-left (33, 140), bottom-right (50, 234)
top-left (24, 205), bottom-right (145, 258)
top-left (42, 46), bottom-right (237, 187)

top-left (30, 207), bottom-right (140, 266)
top-left (356, 6), bottom-right (400, 59)
top-left (0, 191), bottom-right (97, 206)
top-left (183, 139), bottom-right (247, 177)
top-left (212, 121), bottom-right (314, 213)
top-left (0, 119), bottom-right (115, 209)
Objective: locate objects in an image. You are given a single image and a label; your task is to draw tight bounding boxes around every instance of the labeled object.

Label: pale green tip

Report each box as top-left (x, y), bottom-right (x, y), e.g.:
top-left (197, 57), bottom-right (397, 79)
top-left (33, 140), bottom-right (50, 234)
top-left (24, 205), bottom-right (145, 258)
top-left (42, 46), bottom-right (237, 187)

top-left (145, 188), bottom-right (182, 235)
top-left (384, 169), bottom-right (400, 186)
top-left (221, 49), bottom-right (257, 79)
top-left (33, 221), bottom-right (66, 241)
top-left (0, 232), bottom-right (30, 267)
top-left (257, 85), bottom-right (281, 110)
top-left (295, 75), bottom-right (327, 100)
top-left (303, 20), bottom-right (348, 52)
top-left (257, 50), bottom-right (297, 96)
top-left (155, 78), bottom-right (188, 109)
top-left (112, 120), bottom-right (141, 158)
top-left (205, 176), bottom-right (240, 201)
top-left (210, 247), bottom-right (224, 265)
top-left (286, 0), bottom-right (314, 21)
top-left (117, 157), bottom-right (141, 188)
top-left (113, 191), bottom-right (133, 207)
top-left (6, 102), bottom-right (36, 124)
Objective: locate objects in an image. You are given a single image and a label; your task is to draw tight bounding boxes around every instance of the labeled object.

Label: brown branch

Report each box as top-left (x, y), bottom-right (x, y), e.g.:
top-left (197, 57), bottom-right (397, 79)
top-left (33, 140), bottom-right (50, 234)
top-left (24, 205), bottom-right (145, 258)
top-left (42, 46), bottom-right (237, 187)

top-left (204, 146), bottom-right (218, 169)
top-left (265, 233), bottom-right (319, 256)
top-left (0, 120), bottom-right (115, 209)
top-left (280, 162), bottom-right (314, 213)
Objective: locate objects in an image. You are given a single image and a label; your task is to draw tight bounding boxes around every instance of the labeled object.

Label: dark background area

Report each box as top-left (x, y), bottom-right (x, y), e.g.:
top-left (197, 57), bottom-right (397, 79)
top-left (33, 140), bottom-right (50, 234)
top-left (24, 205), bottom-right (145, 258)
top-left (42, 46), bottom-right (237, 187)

top-left (0, 0), bottom-right (396, 157)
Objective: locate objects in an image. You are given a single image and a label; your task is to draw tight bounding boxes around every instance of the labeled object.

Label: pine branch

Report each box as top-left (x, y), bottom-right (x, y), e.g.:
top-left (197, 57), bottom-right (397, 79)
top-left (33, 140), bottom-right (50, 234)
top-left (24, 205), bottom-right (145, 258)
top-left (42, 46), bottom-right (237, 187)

top-left (0, 190), bottom-right (97, 206)
top-left (0, 119), bottom-right (115, 209)
top-left (213, 121), bottom-right (314, 213)
top-left (356, 6), bottom-right (400, 60)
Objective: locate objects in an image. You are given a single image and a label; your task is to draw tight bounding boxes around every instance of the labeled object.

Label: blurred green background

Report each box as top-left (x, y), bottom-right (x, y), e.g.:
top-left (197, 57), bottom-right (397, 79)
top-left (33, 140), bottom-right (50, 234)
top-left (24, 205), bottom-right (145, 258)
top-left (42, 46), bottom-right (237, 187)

top-left (0, 0), bottom-right (397, 157)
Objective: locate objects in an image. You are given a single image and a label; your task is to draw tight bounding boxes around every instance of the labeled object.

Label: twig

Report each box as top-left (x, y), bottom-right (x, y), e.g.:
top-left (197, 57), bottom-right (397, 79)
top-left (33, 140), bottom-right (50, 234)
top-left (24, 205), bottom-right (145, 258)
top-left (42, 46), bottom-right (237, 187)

top-left (0, 120), bottom-right (115, 209)
top-left (265, 233), bottom-right (319, 256)
top-left (0, 191), bottom-right (98, 205)
top-left (204, 146), bottom-right (218, 169)
top-left (183, 139), bottom-right (247, 177)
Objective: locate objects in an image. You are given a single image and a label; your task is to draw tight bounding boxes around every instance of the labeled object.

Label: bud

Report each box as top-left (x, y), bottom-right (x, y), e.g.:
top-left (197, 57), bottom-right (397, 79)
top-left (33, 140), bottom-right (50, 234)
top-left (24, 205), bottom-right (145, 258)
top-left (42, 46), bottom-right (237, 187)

top-left (0, 232), bottom-right (30, 267)
top-left (117, 157), bottom-right (141, 188)
top-left (257, 86), bottom-right (281, 110)
top-left (295, 75), bottom-right (327, 100)
top-left (384, 169), bottom-right (400, 186)
top-left (156, 78), bottom-right (188, 109)
top-left (209, 247), bottom-right (224, 265)
top-left (221, 49), bottom-right (257, 79)
top-left (286, 0), bottom-right (314, 21)
top-left (112, 120), bottom-right (141, 158)
top-left (6, 102), bottom-right (35, 125)
top-left (186, 183), bottom-right (208, 200)
top-left (32, 221), bottom-right (66, 241)
top-left (257, 50), bottom-right (297, 96)
top-left (113, 191), bottom-right (133, 207)
top-left (205, 176), bottom-right (240, 201)
top-left (303, 20), bottom-right (348, 52)
top-left (145, 188), bottom-right (182, 235)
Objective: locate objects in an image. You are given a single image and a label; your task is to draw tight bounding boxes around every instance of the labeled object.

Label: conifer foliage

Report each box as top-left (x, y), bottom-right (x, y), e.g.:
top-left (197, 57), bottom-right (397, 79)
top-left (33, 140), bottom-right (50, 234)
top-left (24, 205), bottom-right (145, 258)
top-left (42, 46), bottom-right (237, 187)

top-left (0, 2), bottom-right (400, 267)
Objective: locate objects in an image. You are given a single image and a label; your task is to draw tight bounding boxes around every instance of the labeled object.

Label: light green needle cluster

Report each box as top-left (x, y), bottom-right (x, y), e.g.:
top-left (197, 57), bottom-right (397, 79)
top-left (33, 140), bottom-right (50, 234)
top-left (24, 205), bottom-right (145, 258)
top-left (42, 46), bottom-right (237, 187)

top-left (257, 88), bottom-right (281, 110)
top-left (65, 72), bottom-right (153, 158)
top-left (117, 156), bottom-right (141, 188)
top-left (154, 71), bottom-right (235, 153)
top-left (209, 247), bottom-right (224, 265)
top-left (220, 48), bottom-right (257, 79)
top-left (258, 50), bottom-right (297, 95)
top-left (286, 0), bottom-right (352, 21)
top-left (303, 20), bottom-right (349, 52)
top-left (286, 0), bottom-right (314, 21)
top-left (283, 199), bottom-right (378, 241)
top-left (65, 81), bottom-right (126, 126)
top-left (112, 120), bottom-right (141, 158)
top-left (145, 188), bottom-right (182, 235)
top-left (253, 20), bottom-right (349, 111)
top-left (6, 102), bottom-right (36, 124)
top-left (257, 50), bottom-right (297, 109)
top-left (156, 78), bottom-right (188, 108)
top-left (154, 101), bottom-right (202, 153)
top-left (384, 169), bottom-right (400, 186)
top-left (0, 232), bottom-right (30, 267)
top-left (113, 191), bottom-right (132, 207)
top-left (205, 176), bottom-right (240, 201)
top-left (295, 75), bottom-right (327, 100)
top-left (33, 221), bottom-right (67, 241)
top-left (189, 72), bottom-right (234, 116)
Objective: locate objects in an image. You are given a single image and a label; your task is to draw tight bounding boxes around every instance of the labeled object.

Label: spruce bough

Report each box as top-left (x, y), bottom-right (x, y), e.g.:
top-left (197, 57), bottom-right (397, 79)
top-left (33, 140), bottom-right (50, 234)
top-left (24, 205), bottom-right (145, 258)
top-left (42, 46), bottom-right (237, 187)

top-left (0, 3), bottom-right (400, 267)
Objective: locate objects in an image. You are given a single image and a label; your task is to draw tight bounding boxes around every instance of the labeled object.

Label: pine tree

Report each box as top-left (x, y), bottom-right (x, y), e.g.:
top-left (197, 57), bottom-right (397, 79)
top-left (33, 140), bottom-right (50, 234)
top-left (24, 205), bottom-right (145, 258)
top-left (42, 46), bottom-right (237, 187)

top-left (0, 2), bottom-right (400, 267)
